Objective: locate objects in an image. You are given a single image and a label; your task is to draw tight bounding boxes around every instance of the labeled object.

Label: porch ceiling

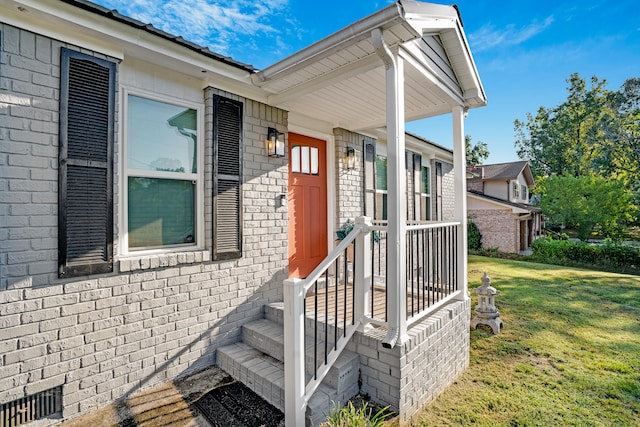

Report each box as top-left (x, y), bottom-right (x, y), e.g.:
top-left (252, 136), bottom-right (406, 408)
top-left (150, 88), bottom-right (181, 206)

top-left (252, 1), bottom-right (487, 133)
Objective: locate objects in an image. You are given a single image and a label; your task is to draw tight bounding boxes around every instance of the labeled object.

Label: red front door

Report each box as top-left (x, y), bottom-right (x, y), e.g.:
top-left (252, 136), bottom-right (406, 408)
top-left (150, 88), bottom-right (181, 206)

top-left (288, 133), bottom-right (327, 278)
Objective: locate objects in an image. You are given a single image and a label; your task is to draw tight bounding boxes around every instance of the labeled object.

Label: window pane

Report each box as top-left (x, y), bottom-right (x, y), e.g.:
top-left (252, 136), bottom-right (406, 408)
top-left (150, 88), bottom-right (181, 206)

top-left (376, 155), bottom-right (387, 190)
top-left (421, 166), bottom-right (430, 194)
top-left (291, 145), bottom-right (300, 173)
top-left (421, 196), bottom-right (431, 221)
top-left (310, 147), bottom-right (319, 175)
top-left (128, 95), bottom-right (197, 173)
top-left (375, 193), bottom-right (387, 220)
top-left (128, 177), bottom-right (195, 248)
top-left (301, 146), bottom-right (310, 174)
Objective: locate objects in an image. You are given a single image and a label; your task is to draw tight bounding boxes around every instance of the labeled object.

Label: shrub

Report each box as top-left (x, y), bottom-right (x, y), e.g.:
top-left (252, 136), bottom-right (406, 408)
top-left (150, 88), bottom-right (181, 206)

top-left (531, 237), bottom-right (640, 272)
top-left (468, 218), bottom-right (482, 251)
top-left (322, 401), bottom-right (392, 427)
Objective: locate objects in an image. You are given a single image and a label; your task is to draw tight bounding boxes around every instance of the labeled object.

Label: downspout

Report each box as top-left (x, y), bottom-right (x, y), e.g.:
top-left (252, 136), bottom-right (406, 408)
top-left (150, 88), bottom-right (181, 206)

top-left (372, 27), bottom-right (408, 349)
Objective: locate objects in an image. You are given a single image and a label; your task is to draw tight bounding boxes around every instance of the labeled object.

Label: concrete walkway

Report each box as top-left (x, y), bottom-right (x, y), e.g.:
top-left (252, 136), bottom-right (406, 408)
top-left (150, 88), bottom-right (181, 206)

top-left (59, 366), bottom-right (242, 427)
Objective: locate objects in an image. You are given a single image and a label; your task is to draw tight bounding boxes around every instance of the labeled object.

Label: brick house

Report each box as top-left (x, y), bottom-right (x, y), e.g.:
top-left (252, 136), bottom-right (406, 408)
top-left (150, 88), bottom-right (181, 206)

top-left (0, 1), bottom-right (486, 425)
top-left (467, 161), bottom-right (543, 253)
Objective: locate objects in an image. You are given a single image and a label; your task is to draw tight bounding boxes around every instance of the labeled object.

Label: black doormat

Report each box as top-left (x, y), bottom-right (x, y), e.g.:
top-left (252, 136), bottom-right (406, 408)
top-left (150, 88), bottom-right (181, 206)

top-left (194, 381), bottom-right (284, 427)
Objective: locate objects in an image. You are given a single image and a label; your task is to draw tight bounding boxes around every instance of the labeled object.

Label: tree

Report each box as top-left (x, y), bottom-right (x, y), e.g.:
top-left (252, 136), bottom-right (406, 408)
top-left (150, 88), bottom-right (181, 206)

top-left (514, 73), bottom-right (617, 178)
top-left (465, 135), bottom-right (489, 166)
top-left (535, 174), bottom-right (637, 241)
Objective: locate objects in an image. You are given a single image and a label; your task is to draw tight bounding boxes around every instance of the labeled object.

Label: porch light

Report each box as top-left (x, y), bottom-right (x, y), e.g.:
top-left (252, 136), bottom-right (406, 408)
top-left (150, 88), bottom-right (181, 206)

top-left (346, 146), bottom-right (356, 169)
top-left (266, 127), bottom-right (285, 157)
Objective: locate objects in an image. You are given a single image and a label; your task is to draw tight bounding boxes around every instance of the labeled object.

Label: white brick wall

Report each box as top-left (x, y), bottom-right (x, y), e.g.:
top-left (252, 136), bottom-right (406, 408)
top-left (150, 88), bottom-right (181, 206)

top-left (0, 24), bottom-right (288, 421)
top-left (349, 299), bottom-right (470, 422)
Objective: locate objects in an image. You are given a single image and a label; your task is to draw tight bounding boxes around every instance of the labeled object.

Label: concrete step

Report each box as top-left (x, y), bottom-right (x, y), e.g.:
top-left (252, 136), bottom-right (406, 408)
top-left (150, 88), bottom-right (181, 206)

top-left (217, 342), bottom-right (356, 426)
top-left (242, 318), bottom-right (360, 394)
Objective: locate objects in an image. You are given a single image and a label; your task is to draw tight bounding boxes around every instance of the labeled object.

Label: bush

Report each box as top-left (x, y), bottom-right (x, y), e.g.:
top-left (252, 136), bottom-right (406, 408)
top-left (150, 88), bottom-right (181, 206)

top-left (468, 218), bottom-right (482, 251)
top-left (322, 401), bottom-right (392, 427)
top-left (531, 237), bottom-right (640, 272)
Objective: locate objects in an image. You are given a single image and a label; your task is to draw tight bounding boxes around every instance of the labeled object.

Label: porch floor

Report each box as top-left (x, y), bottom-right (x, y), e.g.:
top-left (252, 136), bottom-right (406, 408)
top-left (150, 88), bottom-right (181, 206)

top-left (305, 280), bottom-right (451, 326)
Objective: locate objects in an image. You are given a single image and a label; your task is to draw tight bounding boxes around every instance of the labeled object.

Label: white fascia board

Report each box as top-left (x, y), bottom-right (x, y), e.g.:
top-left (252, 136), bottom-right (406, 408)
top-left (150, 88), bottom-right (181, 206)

top-left (467, 193), bottom-right (530, 214)
top-left (399, 45), bottom-right (465, 106)
top-left (2, 0), bottom-right (124, 59)
top-left (5, 0), bottom-right (256, 91)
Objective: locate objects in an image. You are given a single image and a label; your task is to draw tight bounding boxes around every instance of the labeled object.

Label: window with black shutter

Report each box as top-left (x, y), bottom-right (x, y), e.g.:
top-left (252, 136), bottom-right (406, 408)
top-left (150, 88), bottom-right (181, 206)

top-left (212, 96), bottom-right (243, 260)
top-left (58, 48), bottom-right (115, 278)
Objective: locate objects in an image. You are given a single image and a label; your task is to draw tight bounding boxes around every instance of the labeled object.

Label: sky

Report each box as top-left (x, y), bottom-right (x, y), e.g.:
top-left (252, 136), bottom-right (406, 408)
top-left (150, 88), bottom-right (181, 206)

top-left (92, 0), bottom-right (640, 164)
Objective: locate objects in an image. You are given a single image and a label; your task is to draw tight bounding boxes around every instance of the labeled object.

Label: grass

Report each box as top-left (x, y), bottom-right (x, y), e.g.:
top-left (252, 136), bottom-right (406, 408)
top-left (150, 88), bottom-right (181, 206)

top-left (401, 255), bottom-right (640, 426)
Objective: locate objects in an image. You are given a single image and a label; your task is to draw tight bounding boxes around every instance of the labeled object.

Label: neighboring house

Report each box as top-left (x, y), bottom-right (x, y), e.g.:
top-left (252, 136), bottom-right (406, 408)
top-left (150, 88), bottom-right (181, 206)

top-left (0, 1), bottom-right (486, 425)
top-left (467, 161), bottom-right (542, 253)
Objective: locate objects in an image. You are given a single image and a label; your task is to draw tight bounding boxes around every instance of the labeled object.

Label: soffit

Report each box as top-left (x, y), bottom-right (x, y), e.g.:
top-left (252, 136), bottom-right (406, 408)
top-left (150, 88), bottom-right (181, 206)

top-left (253, 1), bottom-right (486, 133)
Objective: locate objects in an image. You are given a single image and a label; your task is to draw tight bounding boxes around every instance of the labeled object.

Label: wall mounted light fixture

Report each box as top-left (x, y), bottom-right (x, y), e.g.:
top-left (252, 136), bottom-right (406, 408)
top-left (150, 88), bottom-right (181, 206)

top-left (346, 146), bottom-right (356, 169)
top-left (266, 127), bottom-right (285, 157)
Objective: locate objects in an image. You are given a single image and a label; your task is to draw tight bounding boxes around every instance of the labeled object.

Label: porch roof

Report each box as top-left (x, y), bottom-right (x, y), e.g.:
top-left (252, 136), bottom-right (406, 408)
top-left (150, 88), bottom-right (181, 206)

top-left (252, 0), bottom-right (486, 132)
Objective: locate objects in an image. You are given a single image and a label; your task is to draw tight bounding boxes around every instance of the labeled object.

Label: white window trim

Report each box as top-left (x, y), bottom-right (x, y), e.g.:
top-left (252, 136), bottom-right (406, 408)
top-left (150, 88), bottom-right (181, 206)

top-left (119, 87), bottom-right (205, 257)
top-left (512, 181), bottom-right (519, 200)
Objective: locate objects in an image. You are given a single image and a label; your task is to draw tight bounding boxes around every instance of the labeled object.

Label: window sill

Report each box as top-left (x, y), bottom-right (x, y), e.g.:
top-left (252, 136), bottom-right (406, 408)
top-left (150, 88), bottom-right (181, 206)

top-left (118, 250), bottom-right (211, 273)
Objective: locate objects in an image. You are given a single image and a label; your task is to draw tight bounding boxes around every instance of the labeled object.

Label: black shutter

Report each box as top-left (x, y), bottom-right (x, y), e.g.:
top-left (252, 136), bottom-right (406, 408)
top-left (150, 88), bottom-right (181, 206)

top-left (435, 161), bottom-right (443, 221)
top-left (212, 96), bottom-right (243, 260)
top-left (58, 48), bottom-right (115, 278)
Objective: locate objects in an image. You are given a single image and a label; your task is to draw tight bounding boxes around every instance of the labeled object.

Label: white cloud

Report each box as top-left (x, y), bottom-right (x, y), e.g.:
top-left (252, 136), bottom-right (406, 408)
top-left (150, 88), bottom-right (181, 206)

top-left (470, 16), bottom-right (554, 52)
top-left (96, 0), bottom-right (293, 57)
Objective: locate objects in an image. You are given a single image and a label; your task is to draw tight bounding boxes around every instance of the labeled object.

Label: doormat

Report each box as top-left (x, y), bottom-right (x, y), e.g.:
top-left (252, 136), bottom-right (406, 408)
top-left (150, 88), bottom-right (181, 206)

top-left (193, 381), bottom-right (284, 427)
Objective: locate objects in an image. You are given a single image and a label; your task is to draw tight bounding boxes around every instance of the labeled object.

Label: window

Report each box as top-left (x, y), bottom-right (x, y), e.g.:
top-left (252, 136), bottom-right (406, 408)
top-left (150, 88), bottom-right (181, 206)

top-left (58, 48), bottom-right (115, 278)
top-left (522, 185), bottom-right (528, 202)
top-left (420, 165), bottom-right (431, 220)
top-left (375, 155), bottom-right (388, 221)
top-left (291, 145), bottom-right (319, 175)
top-left (513, 181), bottom-right (519, 199)
top-left (124, 93), bottom-right (202, 251)
top-left (365, 144), bottom-right (433, 222)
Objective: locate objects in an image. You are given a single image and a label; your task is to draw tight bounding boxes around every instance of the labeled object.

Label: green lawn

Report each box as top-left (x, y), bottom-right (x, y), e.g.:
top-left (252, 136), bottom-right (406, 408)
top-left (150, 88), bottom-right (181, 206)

top-left (409, 255), bottom-right (640, 426)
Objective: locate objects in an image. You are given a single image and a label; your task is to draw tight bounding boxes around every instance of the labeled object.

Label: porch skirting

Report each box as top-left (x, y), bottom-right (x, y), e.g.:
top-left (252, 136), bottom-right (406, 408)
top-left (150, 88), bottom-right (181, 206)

top-left (347, 298), bottom-right (471, 424)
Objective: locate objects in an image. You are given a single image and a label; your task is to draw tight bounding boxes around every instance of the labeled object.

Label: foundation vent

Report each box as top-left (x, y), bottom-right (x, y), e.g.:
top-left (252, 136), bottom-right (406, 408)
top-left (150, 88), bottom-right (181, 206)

top-left (0, 387), bottom-right (62, 427)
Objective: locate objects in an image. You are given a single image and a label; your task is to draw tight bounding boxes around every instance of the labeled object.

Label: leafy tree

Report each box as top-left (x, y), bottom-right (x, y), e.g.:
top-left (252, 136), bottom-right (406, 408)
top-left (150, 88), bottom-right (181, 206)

top-left (515, 73), bottom-right (640, 224)
top-left (465, 135), bottom-right (489, 166)
top-left (535, 174), bottom-right (637, 241)
top-left (514, 74), bottom-right (617, 178)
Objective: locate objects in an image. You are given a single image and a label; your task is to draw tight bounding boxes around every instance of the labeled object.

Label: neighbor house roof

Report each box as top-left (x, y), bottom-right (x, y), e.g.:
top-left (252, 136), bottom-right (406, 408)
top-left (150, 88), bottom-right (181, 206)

top-left (467, 161), bottom-right (534, 186)
top-left (468, 189), bottom-right (541, 214)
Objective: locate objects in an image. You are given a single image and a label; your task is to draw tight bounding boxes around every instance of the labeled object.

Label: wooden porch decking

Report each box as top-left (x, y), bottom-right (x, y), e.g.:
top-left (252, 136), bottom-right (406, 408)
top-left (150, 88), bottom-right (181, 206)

top-left (304, 280), bottom-right (451, 326)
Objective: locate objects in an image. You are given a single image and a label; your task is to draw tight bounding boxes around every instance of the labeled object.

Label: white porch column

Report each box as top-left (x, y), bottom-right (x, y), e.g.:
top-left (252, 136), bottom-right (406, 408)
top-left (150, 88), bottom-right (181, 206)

top-left (354, 216), bottom-right (373, 333)
top-left (452, 105), bottom-right (469, 300)
top-left (372, 28), bottom-right (407, 348)
top-left (283, 278), bottom-right (306, 426)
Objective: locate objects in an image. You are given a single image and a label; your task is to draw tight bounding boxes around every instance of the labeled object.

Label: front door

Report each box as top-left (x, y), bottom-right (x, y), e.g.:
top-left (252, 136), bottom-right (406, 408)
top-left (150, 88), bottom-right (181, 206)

top-left (288, 133), bottom-right (327, 278)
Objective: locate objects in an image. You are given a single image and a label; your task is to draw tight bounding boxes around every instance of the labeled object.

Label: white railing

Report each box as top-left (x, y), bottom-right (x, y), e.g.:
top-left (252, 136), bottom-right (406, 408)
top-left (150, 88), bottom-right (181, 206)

top-left (283, 217), bottom-right (463, 425)
top-left (283, 217), bottom-right (373, 427)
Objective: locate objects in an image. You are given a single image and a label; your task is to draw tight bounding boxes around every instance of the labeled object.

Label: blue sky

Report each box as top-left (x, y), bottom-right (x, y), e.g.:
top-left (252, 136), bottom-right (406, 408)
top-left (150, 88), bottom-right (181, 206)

top-left (92, 0), bottom-right (640, 164)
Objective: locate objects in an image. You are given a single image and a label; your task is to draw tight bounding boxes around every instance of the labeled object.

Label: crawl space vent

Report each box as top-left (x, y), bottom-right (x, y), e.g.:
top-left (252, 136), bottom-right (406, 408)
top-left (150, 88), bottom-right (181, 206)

top-left (1, 387), bottom-right (62, 427)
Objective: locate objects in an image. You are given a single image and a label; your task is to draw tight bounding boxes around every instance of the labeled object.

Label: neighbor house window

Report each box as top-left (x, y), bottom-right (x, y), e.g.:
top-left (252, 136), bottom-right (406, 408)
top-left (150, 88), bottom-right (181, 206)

top-left (512, 181), bottom-right (519, 199)
top-left (124, 93), bottom-right (202, 250)
top-left (522, 185), bottom-right (528, 202)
